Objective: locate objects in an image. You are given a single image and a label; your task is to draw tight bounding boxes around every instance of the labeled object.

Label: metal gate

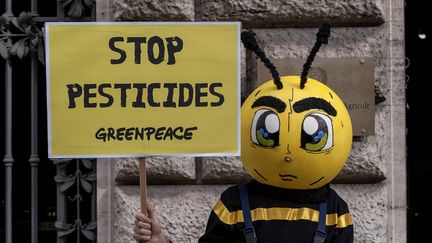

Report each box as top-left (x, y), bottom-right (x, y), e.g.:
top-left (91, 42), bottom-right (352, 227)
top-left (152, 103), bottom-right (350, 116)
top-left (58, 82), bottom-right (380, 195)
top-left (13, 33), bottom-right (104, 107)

top-left (1, 0), bottom-right (97, 242)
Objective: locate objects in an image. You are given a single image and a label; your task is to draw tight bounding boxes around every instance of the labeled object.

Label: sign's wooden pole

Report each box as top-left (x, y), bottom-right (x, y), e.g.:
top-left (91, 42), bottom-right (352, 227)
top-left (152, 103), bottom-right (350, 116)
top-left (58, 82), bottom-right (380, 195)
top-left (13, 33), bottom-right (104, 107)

top-left (139, 158), bottom-right (148, 243)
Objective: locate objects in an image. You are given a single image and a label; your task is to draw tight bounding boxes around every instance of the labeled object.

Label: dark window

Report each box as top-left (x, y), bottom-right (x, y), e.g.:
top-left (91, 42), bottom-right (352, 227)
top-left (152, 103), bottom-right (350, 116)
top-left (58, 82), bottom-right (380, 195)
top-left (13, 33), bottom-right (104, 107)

top-left (406, 0), bottom-right (432, 242)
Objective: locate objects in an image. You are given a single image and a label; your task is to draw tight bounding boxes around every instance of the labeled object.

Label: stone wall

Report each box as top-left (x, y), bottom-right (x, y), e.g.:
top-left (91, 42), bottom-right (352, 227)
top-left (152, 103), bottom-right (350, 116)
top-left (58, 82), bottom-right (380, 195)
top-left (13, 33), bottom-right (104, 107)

top-left (96, 0), bottom-right (406, 242)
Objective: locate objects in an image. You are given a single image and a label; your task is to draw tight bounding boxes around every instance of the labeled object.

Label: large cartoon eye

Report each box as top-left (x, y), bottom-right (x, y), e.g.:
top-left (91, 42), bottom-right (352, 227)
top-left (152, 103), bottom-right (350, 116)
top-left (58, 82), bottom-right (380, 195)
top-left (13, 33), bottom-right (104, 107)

top-left (300, 113), bottom-right (333, 152)
top-left (251, 109), bottom-right (280, 147)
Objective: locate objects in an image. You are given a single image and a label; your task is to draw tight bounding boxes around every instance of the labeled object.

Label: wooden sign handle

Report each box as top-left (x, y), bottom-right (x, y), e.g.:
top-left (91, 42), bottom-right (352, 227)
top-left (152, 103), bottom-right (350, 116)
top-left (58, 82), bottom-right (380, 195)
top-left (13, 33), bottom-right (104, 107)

top-left (139, 158), bottom-right (148, 243)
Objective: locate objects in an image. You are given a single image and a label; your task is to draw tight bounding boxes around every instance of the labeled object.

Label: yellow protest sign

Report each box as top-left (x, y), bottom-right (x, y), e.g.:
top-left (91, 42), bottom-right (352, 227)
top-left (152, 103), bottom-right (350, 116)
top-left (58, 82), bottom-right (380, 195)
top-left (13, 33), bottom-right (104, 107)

top-left (45, 22), bottom-right (240, 158)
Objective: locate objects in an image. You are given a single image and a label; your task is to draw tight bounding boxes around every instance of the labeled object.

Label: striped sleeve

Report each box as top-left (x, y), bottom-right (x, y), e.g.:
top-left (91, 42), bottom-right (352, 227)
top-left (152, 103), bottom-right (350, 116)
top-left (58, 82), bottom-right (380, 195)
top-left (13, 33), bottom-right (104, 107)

top-left (199, 186), bottom-right (242, 243)
top-left (332, 194), bottom-right (354, 242)
top-left (198, 206), bottom-right (239, 243)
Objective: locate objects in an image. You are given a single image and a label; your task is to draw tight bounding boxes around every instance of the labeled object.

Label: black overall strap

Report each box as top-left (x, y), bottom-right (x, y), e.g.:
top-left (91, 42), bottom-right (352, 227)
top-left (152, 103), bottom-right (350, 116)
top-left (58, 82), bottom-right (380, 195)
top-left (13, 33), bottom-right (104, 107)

top-left (239, 184), bottom-right (257, 243)
top-left (313, 202), bottom-right (328, 243)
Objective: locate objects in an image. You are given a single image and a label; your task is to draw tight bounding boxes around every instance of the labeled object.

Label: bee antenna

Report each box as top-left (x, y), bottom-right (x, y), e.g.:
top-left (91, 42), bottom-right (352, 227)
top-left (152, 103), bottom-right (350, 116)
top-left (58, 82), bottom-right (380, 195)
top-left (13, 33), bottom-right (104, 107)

top-left (241, 30), bottom-right (283, 90)
top-left (300, 23), bottom-right (330, 89)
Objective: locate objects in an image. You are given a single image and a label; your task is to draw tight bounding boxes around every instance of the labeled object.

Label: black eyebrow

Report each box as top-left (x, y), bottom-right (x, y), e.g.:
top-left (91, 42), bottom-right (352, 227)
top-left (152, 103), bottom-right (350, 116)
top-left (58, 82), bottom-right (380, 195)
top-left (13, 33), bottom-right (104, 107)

top-left (251, 96), bottom-right (286, 113)
top-left (292, 97), bottom-right (337, 116)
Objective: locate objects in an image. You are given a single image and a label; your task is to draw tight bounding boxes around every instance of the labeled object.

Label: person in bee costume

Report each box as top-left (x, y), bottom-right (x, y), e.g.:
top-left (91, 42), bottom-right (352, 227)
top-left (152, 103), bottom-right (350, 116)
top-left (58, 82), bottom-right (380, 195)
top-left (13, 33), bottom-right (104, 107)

top-left (133, 24), bottom-right (354, 243)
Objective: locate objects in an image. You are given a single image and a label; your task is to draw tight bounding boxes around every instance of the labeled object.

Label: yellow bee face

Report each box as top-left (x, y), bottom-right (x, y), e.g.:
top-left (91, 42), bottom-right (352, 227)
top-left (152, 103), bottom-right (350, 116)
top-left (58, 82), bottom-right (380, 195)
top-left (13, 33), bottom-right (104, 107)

top-left (241, 76), bottom-right (352, 189)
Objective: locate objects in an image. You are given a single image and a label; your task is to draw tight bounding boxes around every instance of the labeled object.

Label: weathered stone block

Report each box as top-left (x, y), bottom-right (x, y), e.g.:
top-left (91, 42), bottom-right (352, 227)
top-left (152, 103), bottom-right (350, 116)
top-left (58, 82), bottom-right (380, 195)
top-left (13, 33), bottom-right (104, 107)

top-left (196, 0), bottom-right (385, 27)
top-left (251, 27), bottom-right (387, 66)
top-left (111, 183), bottom-right (386, 242)
top-left (335, 105), bottom-right (390, 183)
top-left (334, 184), bottom-right (387, 243)
top-left (240, 45), bottom-right (247, 100)
top-left (200, 157), bottom-right (251, 183)
top-left (115, 157), bottom-right (196, 184)
top-left (112, 0), bottom-right (194, 21)
top-left (113, 185), bottom-right (226, 242)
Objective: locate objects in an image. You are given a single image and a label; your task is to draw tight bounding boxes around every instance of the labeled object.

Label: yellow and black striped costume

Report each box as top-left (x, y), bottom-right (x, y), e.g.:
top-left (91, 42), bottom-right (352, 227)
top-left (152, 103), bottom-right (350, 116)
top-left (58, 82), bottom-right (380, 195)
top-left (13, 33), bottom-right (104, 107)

top-left (199, 181), bottom-right (353, 243)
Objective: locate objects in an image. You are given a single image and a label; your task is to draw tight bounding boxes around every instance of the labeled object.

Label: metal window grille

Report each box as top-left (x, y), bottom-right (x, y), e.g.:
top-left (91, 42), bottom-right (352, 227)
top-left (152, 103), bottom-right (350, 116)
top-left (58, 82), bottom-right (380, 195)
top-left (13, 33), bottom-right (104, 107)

top-left (1, 1), bottom-right (96, 242)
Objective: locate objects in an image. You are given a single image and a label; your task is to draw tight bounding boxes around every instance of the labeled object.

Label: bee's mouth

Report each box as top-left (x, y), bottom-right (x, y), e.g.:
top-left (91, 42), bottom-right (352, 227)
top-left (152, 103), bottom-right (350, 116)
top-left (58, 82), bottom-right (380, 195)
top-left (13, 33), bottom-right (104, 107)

top-left (279, 174), bottom-right (297, 181)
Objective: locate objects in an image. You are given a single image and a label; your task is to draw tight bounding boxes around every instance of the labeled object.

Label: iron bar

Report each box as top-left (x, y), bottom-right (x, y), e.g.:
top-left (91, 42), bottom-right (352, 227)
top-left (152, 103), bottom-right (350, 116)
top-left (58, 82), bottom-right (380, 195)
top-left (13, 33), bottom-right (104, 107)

top-left (91, 4), bottom-right (96, 19)
top-left (34, 17), bottom-right (95, 22)
top-left (31, 0), bottom-right (38, 13)
top-left (5, 0), bottom-right (12, 13)
top-left (55, 2), bottom-right (66, 242)
top-left (0, 34), bottom-right (30, 37)
top-left (56, 2), bottom-right (66, 242)
top-left (56, 163), bottom-right (67, 243)
top-left (3, 0), bottom-right (13, 241)
top-left (30, 2), bottom-right (40, 242)
top-left (76, 160), bottom-right (81, 243)
top-left (3, 59), bottom-right (13, 243)
top-left (56, 0), bottom-right (65, 19)
top-left (29, 51), bottom-right (40, 243)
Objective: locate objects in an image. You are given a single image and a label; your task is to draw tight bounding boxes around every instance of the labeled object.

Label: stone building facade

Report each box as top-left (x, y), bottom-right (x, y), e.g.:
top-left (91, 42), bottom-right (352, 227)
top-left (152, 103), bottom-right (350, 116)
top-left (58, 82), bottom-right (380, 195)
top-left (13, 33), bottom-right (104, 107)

top-left (96, 0), bottom-right (406, 242)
